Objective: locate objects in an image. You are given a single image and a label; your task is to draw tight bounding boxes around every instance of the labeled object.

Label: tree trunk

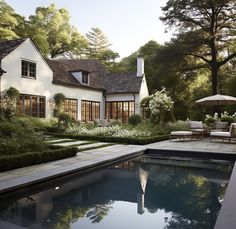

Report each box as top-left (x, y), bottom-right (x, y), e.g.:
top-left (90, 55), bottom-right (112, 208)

top-left (211, 65), bottom-right (219, 95)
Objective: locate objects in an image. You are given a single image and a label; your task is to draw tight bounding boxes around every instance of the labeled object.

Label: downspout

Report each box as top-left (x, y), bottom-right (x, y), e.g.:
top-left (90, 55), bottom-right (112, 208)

top-left (133, 93), bottom-right (136, 114)
top-left (103, 92), bottom-right (106, 119)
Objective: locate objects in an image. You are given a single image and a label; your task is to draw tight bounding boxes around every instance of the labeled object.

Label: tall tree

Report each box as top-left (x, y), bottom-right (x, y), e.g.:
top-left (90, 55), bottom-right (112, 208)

top-left (118, 40), bottom-right (161, 92)
top-left (160, 0), bottom-right (236, 95)
top-left (0, 0), bottom-right (23, 40)
top-left (85, 27), bottom-right (119, 68)
top-left (28, 3), bottom-right (87, 58)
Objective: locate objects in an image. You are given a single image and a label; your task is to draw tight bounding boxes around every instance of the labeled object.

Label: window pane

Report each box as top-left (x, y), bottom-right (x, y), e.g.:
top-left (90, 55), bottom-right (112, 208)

top-left (31, 96), bottom-right (38, 117)
top-left (64, 98), bottom-right (77, 120)
top-left (21, 60), bottom-right (36, 78)
top-left (81, 100), bottom-right (100, 121)
top-left (19, 94), bottom-right (45, 118)
top-left (105, 101), bottom-right (135, 123)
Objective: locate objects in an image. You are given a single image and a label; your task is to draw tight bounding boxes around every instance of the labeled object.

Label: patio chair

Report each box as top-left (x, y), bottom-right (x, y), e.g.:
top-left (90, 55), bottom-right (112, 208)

top-left (210, 123), bottom-right (236, 142)
top-left (189, 121), bottom-right (204, 138)
top-left (211, 121), bottom-right (228, 132)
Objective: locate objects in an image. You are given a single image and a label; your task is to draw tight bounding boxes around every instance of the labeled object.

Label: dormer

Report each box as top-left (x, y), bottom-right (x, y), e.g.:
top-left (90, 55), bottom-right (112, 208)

top-left (71, 70), bottom-right (90, 85)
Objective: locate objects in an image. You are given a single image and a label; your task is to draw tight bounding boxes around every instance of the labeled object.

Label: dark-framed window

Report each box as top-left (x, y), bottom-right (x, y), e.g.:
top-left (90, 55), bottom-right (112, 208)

top-left (82, 72), bottom-right (89, 84)
top-left (81, 100), bottom-right (100, 121)
top-left (64, 98), bottom-right (78, 120)
top-left (105, 101), bottom-right (135, 123)
top-left (19, 94), bottom-right (45, 118)
top-left (21, 60), bottom-right (36, 78)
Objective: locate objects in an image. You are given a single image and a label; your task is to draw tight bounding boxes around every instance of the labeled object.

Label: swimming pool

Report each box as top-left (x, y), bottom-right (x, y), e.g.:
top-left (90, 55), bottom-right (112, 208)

top-left (0, 155), bottom-right (233, 229)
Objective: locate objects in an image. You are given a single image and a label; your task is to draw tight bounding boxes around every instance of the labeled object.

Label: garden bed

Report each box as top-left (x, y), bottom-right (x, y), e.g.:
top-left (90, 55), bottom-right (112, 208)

top-left (0, 146), bottom-right (78, 172)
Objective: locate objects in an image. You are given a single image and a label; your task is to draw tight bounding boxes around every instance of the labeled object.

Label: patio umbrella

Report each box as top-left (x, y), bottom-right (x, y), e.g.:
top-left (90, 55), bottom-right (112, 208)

top-left (195, 94), bottom-right (236, 105)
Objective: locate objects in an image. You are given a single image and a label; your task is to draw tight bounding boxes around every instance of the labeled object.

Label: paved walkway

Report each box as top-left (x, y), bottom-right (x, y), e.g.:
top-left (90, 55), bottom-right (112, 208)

top-left (0, 138), bottom-right (236, 194)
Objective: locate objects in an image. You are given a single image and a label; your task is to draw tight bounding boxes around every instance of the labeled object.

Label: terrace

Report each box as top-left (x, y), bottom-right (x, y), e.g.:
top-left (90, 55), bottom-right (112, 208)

top-left (0, 137), bottom-right (236, 228)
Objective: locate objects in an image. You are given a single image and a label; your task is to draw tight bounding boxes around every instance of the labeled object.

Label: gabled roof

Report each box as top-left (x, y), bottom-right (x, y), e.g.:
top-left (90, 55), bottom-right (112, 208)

top-left (0, 38), bottom-right (27, 60)
top-left (99, 72), bottom-right (143, 94)
top-left (47, 59), bottom-right (107, 91)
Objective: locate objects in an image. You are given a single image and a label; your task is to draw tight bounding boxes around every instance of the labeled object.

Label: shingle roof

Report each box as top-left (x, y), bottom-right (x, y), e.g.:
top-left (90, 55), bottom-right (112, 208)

top-left (0, 38), bottom-right (143, 94)
top-left (99, 72), bottom-right (143, 94)
top-left (0, 38), bottom-right (27, 60)
top-left (47, 59), bottom-right (107, 91)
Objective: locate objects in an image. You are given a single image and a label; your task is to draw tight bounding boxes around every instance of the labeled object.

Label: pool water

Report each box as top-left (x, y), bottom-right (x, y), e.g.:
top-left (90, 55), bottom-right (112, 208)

top-left (0, 155), bottom-right (233, 229)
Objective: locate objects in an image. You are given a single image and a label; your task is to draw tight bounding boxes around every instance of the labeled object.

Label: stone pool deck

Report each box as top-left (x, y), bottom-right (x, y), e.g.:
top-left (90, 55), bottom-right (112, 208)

top-left (0, 137), bottom-right (235, 194)
top-left (0, 138), bottom-right (236, 228)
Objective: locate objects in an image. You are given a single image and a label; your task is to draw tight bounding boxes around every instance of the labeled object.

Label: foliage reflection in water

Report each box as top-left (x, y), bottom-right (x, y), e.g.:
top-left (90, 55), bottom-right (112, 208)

top-left (0, 155), bottom-right (233, 229)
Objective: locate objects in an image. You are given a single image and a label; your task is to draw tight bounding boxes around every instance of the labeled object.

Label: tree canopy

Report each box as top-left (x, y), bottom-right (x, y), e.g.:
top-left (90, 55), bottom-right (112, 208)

top-left (160, 0), bottom-right (236, 95)
top-left (85, 27), bottom-right (119, 70)
top-left (27, 3), bottom-right (87, 58)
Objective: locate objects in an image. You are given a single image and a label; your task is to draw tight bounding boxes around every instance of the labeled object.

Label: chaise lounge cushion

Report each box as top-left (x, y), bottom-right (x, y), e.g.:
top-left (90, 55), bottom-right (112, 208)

top-left (210, 132), bottom-right (231, 137)
top-left (171, 131), bottom-right (192, 136)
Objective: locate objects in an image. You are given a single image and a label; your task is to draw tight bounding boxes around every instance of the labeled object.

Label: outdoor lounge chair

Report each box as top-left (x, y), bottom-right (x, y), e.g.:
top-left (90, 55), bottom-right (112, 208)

top-left (170, 131), bottom-right (200, 141)
top-left (189, 121), bottom-right (204, 138)
top-left (211, 121), bottom-right (228, 132)
top-left (210, 123), bottom-right (236, 142)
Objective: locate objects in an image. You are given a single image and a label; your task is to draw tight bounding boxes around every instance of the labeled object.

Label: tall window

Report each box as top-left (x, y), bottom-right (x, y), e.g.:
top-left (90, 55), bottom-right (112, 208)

top-left (19, 94), bottom-right (45, 118)
top-left (21, 60), bottom-right (36, 78)
top-left (82, 72), bottom-right (89, 84)
top-left (64, 98), bottom-right (78, 120)
top-left (81, 100), bottom-right (100, 121)
top-left (106, 101), bottom-right (135, 122)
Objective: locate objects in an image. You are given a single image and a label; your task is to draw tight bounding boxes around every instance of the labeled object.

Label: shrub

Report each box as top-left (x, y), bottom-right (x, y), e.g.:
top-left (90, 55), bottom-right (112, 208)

top-left (204, 115), bottom-right (216, 126)
top-left (220, 116), bottom-right (234, 124)
top-left (149, 88), bottom-right (174, 124)
top-left (0, 147), bottom-right (78, 172)
top-left (49, 133), bottom-right (169, 145)
top-left (128, 114), bottom-right (142, 125)
top-left (141, 96), bottom-right (152, 119)
top-left (109, 119), bottom-right (123, 126)
top-left (66, 125), bottom-right (151, 138)
top-left (0, 119), bottom-right (47, 155)
top-left (1, 87), bottom-right (20, 120)
top-left (165, 120), bottom-right (190, 133)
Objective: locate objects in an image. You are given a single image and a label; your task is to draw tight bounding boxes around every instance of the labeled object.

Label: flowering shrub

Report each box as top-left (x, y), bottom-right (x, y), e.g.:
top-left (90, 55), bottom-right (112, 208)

top-left (220, 111), bottom-right (236, 124)
top-left (149, 88), bottom-right (174, 123)
top-left (204, 114), bottom-right (216, 125)
top-left (66, 125), bottom-right (152, 138)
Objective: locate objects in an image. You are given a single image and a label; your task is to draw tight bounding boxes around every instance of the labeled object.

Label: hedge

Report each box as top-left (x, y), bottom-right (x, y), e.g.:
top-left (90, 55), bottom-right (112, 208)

top-left (0, 146), bottom-right (78, 172)
top-left (47, 133), bottom-right (169, 145)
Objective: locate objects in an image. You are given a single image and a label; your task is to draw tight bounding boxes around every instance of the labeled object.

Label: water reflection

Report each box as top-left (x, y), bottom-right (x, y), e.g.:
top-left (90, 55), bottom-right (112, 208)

top-left (0, 156), bottom-right (233, 229)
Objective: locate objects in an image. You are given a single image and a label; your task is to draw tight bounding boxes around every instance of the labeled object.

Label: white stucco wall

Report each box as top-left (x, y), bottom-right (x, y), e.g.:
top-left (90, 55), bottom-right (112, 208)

top-left (1, 38), bottom-right (104, 120)
top-left (139, 74), bottom-right (149, 101)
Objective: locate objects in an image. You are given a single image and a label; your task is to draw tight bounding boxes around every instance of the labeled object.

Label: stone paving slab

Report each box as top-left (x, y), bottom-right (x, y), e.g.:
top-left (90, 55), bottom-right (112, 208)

top-left (47, 138), bottom-right (75, 143)
top-left (76, 142), bottom-right (113, 150)
top-left (53, 140), bottom-right (90, 146)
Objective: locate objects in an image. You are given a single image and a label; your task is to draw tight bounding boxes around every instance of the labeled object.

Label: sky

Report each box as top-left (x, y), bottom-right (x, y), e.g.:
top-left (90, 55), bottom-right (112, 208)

top-left (5, 0), bottom-right (172, 58)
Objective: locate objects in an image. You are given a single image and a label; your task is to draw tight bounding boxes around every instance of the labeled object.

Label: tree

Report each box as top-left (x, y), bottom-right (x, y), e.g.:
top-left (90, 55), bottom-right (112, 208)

top-left (160, 0), bottom-right (236, 96)
top-left (85, 27), bottom-right (119, 69)
top-left (118, 40), bottom-right (161, 92)
top-left (1, 87), bottom-right (20, 120)
top-left (28, 3), bottom-right (87, 58)
top-left (149, 88), bottom-right (174, 124)
top-left (0, 0), bottom-right (22, 40)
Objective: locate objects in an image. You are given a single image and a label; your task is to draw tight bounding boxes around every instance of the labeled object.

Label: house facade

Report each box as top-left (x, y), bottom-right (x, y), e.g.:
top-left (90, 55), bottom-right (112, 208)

top-left (0, 38), bottom-right (149, 122)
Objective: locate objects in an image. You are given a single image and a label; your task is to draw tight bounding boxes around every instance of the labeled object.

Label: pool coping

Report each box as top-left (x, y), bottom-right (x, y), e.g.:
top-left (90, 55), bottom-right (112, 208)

top-left (0, 143), bottom-right (236, 229)
top-left (0, 147), bottom-right (145, 195)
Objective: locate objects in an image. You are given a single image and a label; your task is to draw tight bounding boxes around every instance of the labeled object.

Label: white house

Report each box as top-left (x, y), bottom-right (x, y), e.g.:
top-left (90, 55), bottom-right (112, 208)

top-left (0, 38), bottom-right (149, 122)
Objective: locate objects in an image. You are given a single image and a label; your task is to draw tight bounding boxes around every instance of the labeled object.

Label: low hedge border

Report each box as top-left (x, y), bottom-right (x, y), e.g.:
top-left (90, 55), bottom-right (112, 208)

top-left (0, 146), bottom-right (78, 172)
top-left (47, 133), bottom-right (169, 145)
